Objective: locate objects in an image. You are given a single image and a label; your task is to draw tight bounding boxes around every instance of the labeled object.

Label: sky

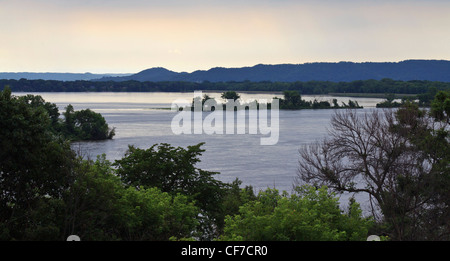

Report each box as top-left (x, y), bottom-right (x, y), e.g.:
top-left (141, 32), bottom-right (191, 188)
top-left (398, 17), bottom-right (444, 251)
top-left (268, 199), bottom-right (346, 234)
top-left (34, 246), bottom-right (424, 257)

top-left (0, 0), bottom-right (449, 73)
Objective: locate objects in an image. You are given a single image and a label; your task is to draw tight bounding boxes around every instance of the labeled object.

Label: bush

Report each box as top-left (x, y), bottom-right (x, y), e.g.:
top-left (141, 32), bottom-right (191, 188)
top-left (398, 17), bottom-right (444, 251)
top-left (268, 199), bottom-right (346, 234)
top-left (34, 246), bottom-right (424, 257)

top-left (220, 185), bottom-right (372, 241)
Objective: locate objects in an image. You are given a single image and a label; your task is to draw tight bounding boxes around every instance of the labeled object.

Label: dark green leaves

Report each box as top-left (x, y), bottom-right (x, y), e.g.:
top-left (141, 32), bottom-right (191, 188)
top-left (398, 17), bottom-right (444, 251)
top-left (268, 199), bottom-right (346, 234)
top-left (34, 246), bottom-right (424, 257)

top-left (63, 105), bottom-right (115, 141)
top-left (221, 186), bottom-right (373, 241)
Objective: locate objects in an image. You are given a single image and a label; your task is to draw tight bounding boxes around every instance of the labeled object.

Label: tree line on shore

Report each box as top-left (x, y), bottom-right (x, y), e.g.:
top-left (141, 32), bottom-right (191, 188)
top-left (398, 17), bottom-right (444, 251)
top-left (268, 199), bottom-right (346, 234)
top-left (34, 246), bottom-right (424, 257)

top-left (2, 78), bottom-right (449, 95)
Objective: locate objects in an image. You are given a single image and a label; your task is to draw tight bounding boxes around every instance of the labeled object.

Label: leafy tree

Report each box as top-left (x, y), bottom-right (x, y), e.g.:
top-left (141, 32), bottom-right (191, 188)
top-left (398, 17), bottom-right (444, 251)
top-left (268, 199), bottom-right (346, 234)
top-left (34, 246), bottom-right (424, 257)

top-left (385, 93), bottom-right (396, 103)
top-left (115, 186), bottom-right (198, 241)
top-left (393, 97), bottom-right (449, 240)
top-left (430, 90), bottom-right (450, 123)
top-left (220, 185), bottom-right (372, 241)
top-left (0, 87), bottom-right (76, 240)
top-left (417, 87), bottom-right (438, 106)
top-left (63, 104), bottom-right (76, 136)
top-left (332, 98), bottom-right (339, 108)
top-left (280, 90), bottom-right (304, 109)
top-left (312, 99), bottom-right (331, 109)
top-left (346, 99), bottom-right (361, 108)
top-left (63, 106), bottom-right (115, 140)
top-left (221, 91), bottom-right (241, 101)
top-left (61, 155), bottom-right (124, 240)
top-left (114, 142), bottom-right (229, 240)
top-left (221, 178), bottom-right (257, 218)
top-left (18, 94), bottom-right (60, 131)
top-left (0, 87), bottom-right (75, 204)
top-left (114, 143), bottom-right (217, 195)
top-left (191, 94), bottom-right (217, 111)
top-left (48, 155), bottom-right (199, 241)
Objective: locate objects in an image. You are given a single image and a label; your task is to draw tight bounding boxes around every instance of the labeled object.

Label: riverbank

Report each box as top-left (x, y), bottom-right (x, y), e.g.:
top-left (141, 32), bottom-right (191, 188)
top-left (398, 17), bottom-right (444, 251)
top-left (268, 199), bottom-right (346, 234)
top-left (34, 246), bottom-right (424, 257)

top-left (328, 92), bottom-right (417, 98)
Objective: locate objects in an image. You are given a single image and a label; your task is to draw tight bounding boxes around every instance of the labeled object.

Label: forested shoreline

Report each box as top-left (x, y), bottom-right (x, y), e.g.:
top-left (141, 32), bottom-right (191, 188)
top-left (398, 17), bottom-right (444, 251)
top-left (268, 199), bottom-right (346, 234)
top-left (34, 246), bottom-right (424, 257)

top-left (2, 78), bottom-right (450, 95)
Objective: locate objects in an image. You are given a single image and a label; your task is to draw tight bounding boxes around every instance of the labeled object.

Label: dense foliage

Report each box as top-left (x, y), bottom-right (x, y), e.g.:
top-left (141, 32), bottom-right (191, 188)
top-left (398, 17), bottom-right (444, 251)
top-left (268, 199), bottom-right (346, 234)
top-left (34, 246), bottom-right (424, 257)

top-left (220, 186), bottom-right (372, 241)
top-left (2, 78), bottom-right (449, 95)
top-left (1, 87), bottom-right (115, 141)
top-left (63, 104), bottom-right (115, 140)
top-left (277, 90), bottom-right (362, 109)
top-left (376, 87), bottom-right (441, 108)
top-left (0, 87), bottom-right (75, 213)
top-left (114, 143), bottom-right (234, 239)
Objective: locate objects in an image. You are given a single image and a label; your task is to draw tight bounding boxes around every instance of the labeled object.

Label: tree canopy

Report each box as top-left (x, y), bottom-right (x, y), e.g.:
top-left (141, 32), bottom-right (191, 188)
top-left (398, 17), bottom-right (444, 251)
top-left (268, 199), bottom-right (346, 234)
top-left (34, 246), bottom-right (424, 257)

top-left (63, 104), bottom-right (115, 140)
top-left (220, 186), bottom-right (372, 241)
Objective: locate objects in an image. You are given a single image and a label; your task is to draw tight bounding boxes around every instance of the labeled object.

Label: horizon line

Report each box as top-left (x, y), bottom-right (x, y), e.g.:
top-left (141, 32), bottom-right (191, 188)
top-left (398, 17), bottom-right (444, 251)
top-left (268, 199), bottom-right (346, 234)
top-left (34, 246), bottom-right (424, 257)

top-left (1, 59), bottom-right (449, 75)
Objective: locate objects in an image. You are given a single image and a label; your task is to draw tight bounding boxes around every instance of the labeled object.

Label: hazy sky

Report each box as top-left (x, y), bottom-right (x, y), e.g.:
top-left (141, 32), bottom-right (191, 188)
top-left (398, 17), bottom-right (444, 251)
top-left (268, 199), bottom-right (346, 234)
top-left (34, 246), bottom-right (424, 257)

top-left (1, 0), bottom-right (449, 73)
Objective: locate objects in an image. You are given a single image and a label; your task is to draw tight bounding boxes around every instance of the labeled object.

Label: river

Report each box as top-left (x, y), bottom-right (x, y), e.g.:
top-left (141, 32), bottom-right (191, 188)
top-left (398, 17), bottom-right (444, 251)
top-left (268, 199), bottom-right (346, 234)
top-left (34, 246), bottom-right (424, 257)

top-left (14, 91), bottom-right (385, 212)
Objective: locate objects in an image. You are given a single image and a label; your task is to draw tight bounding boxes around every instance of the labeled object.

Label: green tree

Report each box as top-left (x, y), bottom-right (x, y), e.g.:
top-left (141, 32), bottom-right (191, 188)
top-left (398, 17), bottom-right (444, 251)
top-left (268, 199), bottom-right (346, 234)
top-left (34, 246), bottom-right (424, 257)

top-left (221, 91), bottom-right (241, 101)
top-left (63, 104), bottom-right (76, 136)
top-left (220, 185), bottom-right (372, 241)
top-left (332, 98), bottom-right (339, 108)
top-left (63, 106), bottom-right (115, 140)
top-left (392, 97), bottom-right (449, 240)
top-left (116, 186), bottom-right (199, 241)
top-left (0, 87), bottom-right (76, 240)
top-left (430, 90), bottom-right (450, 123)
top-left (61, 155), bottom-right (124, 240)
top-left (62, 155), bottom-right (200, 241)
top-left (18, 94), bottom-right (60, 132)
top-left (114, 142), bottom-right (229, 240)
top-left (417, 87), bottom-right (438, 106)
top-left (221, 178), bottom-right (257, 218)
top-left (191, 94), bottom-right (218, 111)
top-left (280, 90), bottom-right (303, 109)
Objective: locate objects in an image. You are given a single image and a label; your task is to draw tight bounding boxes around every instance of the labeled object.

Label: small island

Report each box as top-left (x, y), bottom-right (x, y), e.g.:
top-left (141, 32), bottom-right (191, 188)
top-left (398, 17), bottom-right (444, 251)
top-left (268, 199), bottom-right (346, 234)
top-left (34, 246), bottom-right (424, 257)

top-left (375, 87), bottom-right (443, 108)
top-left (3, 86), bottom-right (115, 142)
top-left (276, 90), bottom-right (362, 110)
top-left (187, 90), bottom-right (363, 111)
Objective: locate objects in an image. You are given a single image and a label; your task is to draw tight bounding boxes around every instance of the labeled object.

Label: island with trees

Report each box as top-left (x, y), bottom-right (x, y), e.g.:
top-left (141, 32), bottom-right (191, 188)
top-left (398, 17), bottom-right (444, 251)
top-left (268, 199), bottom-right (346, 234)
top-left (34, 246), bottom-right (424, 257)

top-left (188, 90), bottom-right (362, 111)
top-left (1, 86), bottom-right (115, 141)
top-left (276, 90), bottom-right (362, 109)
top-left (375, 86), bottom-right (445, 109)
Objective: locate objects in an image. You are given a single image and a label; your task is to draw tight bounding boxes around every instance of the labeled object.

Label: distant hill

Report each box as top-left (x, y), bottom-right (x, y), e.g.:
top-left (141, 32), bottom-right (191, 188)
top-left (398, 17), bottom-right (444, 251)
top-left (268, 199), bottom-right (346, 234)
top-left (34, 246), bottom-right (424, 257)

top-left (0, 72), bottom-right (131, 81)
top-left (97, 60), bottom-right (450, 82)
top-left (3, 60), bottom-right (449, 82)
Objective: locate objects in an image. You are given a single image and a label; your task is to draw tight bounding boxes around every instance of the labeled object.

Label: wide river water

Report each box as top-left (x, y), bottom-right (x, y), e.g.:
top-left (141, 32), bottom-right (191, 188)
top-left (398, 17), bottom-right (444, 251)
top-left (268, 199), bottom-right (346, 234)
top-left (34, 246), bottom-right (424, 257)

top-left (15, 91), bottom-right (386, 212)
